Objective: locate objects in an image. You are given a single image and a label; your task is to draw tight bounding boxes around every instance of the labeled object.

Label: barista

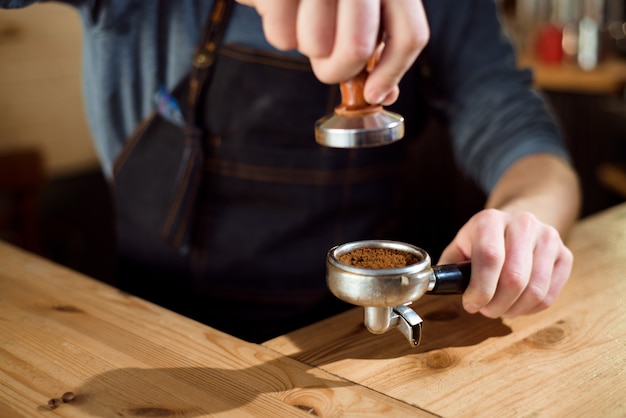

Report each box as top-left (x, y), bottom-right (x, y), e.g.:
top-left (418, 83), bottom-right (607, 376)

top-left (0, 0), bottom-right (581, 342)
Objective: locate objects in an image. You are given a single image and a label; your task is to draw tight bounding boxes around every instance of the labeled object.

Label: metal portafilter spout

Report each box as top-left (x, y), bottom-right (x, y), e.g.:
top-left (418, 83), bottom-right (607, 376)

top-left (314, 45), bottom-right (405, 148)
top-left (326, 240), bottom-right (471, 347)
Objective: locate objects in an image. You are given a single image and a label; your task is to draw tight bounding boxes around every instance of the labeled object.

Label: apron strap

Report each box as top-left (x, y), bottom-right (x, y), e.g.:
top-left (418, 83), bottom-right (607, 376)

top-left (187, 0), bottom-right (235, 127)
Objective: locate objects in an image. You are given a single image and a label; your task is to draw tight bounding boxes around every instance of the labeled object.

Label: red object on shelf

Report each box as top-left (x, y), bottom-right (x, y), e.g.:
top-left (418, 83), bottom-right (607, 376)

top-left (536, 23), bottom-right (564, 64)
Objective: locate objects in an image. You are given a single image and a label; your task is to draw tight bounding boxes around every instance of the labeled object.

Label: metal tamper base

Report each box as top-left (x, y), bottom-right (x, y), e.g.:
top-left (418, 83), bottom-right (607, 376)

top-left (314, 107), bottom-right (404, 148)
top-left (314, 60), bottom-right (405, 148)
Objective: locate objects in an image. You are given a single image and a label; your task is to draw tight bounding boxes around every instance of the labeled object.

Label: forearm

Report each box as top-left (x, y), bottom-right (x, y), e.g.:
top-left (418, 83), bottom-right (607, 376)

top-left (486, 153), bottom-right (581, 238)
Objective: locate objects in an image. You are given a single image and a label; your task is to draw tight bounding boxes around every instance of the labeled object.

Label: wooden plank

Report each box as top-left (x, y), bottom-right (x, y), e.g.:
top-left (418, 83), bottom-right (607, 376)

top-left (518, 55), bottom-right (626, 94)
top-left (598, 162), bottom-right (626, 199)
top-left (265, 203), bottom-right (626, 417)
top-left (0, 241), bottom-right (436, 417)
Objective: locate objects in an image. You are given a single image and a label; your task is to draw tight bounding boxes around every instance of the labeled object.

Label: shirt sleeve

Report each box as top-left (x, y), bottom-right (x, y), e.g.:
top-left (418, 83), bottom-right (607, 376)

top-left (423, 0), bottom-right (570, 193)
top-left (0, 0), bottom-right (89, 8)
top-left (0, 0), bottom-right (40, 7)
top-left (1, 0), bottom-right (93, 9)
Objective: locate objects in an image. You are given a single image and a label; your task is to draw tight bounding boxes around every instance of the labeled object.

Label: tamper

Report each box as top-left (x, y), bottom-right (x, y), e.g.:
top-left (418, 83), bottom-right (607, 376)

top-left (326, 240), bottom-right (471, 347)
top-left (314, 49), bottom-right (405, 148)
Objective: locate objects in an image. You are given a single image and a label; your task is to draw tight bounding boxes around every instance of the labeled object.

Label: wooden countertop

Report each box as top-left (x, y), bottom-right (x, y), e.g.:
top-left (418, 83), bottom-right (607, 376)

top-left (0, 244), bottom-right (434, 416)
top-left (265, 203), bottom-right (626, 417)
top-left (2, 203), bottom-right (625, 417)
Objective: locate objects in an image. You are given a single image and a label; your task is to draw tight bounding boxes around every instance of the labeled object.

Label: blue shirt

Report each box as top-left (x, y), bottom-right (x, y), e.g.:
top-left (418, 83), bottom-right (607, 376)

top-left (1, 0), bottom-right (569, 191)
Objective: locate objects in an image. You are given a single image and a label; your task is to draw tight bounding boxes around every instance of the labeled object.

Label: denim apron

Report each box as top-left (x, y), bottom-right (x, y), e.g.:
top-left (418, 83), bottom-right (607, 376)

top-left (116, 39), bottom-right (437, 342)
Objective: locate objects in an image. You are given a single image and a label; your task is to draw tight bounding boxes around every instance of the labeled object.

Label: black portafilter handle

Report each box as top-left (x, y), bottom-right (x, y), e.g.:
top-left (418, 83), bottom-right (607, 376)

top-left (427, 261), bottom-right (472, 294)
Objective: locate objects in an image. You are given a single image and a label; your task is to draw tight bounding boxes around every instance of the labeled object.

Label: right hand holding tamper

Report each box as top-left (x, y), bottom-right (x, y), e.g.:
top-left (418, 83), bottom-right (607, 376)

top-left (235, 0), bottom-right (430, 105)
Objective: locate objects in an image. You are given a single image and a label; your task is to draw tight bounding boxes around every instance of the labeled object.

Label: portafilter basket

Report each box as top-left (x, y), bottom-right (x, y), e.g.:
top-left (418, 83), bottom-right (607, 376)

top-left (326, 240), bottom-right (471, 347)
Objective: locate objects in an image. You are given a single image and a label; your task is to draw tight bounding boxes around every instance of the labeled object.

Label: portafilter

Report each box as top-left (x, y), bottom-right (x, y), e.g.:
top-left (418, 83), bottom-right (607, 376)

top-left (326, 240), bottom-right (471, 347)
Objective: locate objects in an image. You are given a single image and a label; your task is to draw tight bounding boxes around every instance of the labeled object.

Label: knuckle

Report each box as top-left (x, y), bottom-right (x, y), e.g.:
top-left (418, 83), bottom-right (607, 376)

top-left (389, 33), bottom-right (428, 59)
top-left (478, 244), bottom-right (503, 268)
top-left (547, 224), bottom-right (561, 240)
top-left (525, 282), bottom-right (549, 305)
top-left (539, 224), bottom-right (561, 246)
top-left (406, 26), bottom-right (430, 51)
top-left (262, 16), bottom-right (297, 51)
top-left (346, 41), bottom-right (375, 65)
top-left (265, 32), bottom-right (295, 51)
top-left (275, 37), bottom-right (298, 51)
top-left (534, 295), bottom-right (554, 311)
top-left (473, 208), bottom-right (501, 230)
top-left (516, 211), bottom-right (538, 231)
top-left (501, 269), bottom-right (527, 292)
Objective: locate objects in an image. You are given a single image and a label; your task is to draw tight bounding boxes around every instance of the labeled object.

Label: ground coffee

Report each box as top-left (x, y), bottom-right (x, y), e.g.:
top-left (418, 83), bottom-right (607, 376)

top-left (338, 248), bottom-right (419, 269)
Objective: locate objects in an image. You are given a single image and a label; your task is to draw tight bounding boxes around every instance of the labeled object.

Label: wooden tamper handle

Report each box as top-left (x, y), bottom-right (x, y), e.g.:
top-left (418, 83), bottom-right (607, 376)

top-left (335, 56), bottom-right (382, 116)
top-left (314, 40), bottom-right (404, 148)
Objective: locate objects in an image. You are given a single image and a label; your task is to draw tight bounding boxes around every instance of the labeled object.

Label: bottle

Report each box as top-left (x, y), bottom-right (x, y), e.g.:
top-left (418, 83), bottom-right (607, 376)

top-left (578, 1), bottom-right (601, 70)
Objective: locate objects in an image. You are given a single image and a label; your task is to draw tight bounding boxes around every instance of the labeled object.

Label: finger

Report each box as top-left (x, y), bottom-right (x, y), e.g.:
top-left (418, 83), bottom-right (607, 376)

top-left (297, 0), bottom-right (337, 58)
top-left (364, 0), bottom-right (429, 104)
top-left (527, 245), bottom-right (573, 315)
top-left (479, 213), bottom-right (537, 318)
top-left (502, 226), bottom-right (561, 317)
top-left (256, 0), bottom-right (300, 51)
top-left (380, 85), bottom-right (400, 106)
top-left (462, 210), bottom-right (506, 315)
top-left (310, 0), bottom-right (380, 84)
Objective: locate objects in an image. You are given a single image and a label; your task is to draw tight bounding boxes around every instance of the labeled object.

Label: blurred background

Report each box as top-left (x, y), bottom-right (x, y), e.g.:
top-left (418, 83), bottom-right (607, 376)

top-left (0, 1), bottom-right (625, 284)
top-left (498, 0), bottom-right (626, 213)
top-left (0, 3), bottom-right (115, 283)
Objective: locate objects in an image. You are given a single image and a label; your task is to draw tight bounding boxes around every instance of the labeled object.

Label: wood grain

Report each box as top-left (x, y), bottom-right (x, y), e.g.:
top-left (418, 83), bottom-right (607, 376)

top-left (0, 242), bottom-right (436, 417)
top-left (265, 203), bottom-right (626, 417)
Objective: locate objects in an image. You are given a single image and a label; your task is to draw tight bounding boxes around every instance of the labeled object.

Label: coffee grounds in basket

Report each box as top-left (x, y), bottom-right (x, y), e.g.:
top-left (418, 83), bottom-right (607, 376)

top-left (338, 248), bottom-right (419, 269)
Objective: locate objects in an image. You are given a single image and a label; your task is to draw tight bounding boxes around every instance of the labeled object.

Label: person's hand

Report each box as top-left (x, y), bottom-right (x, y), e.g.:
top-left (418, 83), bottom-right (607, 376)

top-left (438, 209), bottom-right (573, 318)
top-left (235, 0), bottom-right (429, 105)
